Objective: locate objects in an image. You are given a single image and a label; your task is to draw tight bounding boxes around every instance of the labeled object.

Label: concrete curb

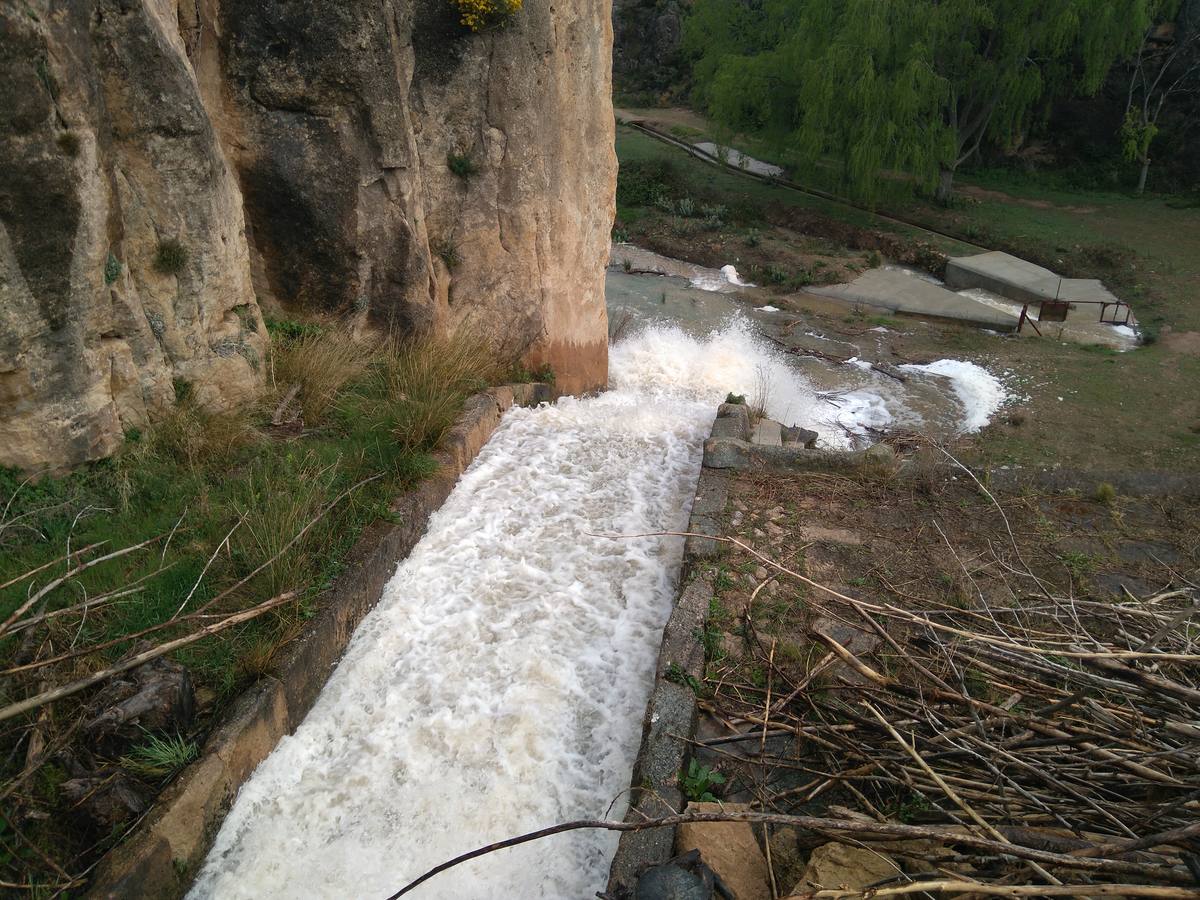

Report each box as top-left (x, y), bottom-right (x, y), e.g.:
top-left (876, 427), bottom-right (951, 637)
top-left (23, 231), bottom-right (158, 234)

top-left (607, 406), bottom-right (899, 893)
top-left (606, 407), bottom-right (741, 894)
top-left (87, 383), bottom-right (551, 899)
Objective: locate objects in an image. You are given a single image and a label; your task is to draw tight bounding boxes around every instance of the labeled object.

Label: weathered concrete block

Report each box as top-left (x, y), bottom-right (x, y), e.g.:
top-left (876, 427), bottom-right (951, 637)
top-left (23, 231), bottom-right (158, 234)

top-left (711, 402), bottom-right (750, 440)
top-left (781, 425), bottom-right (819, 448)
top-left (657, 578), bottom-right (711, 680)
top-left (751, 419), bottom-right (782, 447)
top-left (703, 437), bottom-right (751, 469)
top-left (607, 789), bottom-right (684, 894)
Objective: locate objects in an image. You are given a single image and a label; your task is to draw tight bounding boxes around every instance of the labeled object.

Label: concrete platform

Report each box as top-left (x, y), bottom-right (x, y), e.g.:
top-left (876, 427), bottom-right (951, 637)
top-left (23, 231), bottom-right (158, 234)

top-left (809, 268), bottom-right (1019, 331)
top-left (945, 251), bottom-right (1120, 308)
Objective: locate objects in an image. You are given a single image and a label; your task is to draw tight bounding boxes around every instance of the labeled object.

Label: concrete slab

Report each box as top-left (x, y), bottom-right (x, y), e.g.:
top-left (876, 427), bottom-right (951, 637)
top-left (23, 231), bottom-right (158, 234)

top-left (945, 251), bottom-right (1120, 308)
top-left (751, 418), bottom-right (782, 446)
top-left (810, 268), bottom-right (1019, 330)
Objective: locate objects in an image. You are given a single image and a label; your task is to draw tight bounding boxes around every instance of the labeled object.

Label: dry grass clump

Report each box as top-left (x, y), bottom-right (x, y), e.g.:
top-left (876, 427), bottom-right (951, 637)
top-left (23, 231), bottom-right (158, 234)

top-left (750, 364), bottom-right (773, 423)
top-left (271, 326), bottom-right (374, 424)
top-left (120, 401), bottom-right (258, 480)
top-left (231, 451), bottom-right (340, 597)
top-left (380, 331), bottom-right (506, 450)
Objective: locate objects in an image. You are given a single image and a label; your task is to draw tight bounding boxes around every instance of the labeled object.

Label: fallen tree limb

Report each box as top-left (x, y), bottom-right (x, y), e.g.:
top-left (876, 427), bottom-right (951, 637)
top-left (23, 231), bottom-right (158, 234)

top-left (0, 591), bottom-right (296, 723)
top-left (383, 811), bottom-right (1196, 898)
top-left (789, 881), bottom-right (1200, 899)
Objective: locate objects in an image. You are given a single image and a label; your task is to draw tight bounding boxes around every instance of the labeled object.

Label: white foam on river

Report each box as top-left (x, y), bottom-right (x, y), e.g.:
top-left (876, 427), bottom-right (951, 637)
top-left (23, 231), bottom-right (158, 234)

top-left (900, 359), bottom-right (1008, 433)
top-left (188, 321), bottom-right (867, 900)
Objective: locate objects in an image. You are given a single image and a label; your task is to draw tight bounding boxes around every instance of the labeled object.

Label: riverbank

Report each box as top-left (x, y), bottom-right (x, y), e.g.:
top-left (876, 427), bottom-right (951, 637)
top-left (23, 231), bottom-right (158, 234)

top-left (614, 120), bottom-right (1200, 474)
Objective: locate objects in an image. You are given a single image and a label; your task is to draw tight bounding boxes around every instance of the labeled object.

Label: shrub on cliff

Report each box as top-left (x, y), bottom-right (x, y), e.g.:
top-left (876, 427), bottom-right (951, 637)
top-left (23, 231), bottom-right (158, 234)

top-left (451, 0), bottom-right (521, 32)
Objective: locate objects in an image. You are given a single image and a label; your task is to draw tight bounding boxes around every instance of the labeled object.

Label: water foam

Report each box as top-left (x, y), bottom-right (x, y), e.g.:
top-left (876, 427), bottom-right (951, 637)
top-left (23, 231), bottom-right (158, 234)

top-left (899, 359), bottom-right (1008, 432)
top-left (188, 321), bottom-right (862, 900)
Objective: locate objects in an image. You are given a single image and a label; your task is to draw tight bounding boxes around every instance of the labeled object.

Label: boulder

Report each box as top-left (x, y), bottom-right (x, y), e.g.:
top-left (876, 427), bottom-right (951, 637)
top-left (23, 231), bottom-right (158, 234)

top-left (788, 842), bottom-right (900, 895)
top-left (676, 802), bottom-right (771, 900)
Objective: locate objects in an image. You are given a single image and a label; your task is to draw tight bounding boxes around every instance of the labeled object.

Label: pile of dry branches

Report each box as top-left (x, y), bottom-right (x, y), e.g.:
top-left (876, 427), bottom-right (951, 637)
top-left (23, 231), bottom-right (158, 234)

top-left (695, 532), bottom-right (1200, 896)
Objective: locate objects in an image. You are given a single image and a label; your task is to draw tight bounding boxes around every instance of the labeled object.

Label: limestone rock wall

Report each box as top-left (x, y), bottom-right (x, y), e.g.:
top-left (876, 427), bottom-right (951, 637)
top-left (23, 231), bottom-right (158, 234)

top-left (1, 1), bottom-right (266, 472)
top-left (0, 0), bottom-right (615, 472)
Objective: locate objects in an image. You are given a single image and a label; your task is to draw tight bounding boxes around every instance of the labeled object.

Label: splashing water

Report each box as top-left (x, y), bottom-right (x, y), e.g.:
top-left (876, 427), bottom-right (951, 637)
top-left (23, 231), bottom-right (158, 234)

top-left (187, 322), bottom-right (853, 900)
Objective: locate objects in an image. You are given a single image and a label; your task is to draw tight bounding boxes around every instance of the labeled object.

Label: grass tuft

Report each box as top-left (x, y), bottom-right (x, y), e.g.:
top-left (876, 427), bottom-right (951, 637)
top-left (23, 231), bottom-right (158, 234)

top-left (121, 733), bottom-right (198, 779)
top-left (377, 332), bottom-right (505, 451)
top-left (447, 151), bottom-right (479, 179)
top-left (154, 239), bottom-right (189, 276)
top-left (231, 451), bottom-right (340, 597)
top-left (271, 325), bottom-right (373, 424)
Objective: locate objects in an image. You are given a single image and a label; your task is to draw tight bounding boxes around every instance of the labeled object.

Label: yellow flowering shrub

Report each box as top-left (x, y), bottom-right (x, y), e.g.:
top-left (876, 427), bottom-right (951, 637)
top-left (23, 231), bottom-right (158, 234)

top-left (451, 0), bottom-right (522, 32)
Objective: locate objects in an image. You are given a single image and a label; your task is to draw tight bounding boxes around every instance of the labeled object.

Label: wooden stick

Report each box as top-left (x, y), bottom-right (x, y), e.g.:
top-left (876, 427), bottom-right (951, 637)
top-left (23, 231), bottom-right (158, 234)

top-left (0, 536), bottom-right (163, 637)
top-left (0, 592), bottom-right (296, 722)
top-left (789, 881), bottom-right (1200, 899)
top-left (383, 811), bottom-right (1194, 898)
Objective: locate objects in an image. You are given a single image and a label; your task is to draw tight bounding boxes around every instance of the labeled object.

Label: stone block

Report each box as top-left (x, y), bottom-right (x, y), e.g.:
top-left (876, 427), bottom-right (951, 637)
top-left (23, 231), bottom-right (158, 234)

top-left (676, 802), bottom-right (771, 900)
top-left (751, 418), bottom-right (782, 446)
top-left (711, 403), bottom-right (750, 440)
top-left (781, 425), bottom-right (819, 448)
top-left (703, 437), bottom-right (750, 469)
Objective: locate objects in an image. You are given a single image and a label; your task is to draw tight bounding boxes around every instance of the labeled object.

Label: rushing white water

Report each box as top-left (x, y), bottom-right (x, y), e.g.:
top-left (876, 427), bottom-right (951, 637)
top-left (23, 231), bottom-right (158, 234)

top-left (188, 322), bottom-right (854, 900)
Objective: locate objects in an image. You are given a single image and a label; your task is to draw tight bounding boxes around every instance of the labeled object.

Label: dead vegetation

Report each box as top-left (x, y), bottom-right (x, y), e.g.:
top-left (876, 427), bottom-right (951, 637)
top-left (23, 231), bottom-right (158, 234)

top-left (377, 456), bottom-right (1200, 900)
top-left (679, 459), bottom-right (1200, 897)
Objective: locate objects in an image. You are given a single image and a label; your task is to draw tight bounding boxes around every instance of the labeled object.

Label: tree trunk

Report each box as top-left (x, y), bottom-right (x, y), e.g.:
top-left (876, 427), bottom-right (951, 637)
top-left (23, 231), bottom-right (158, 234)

top-left (1137, 156), bottom-right (1151, 195)
top-left (935, 166), bottom-right (956, 205)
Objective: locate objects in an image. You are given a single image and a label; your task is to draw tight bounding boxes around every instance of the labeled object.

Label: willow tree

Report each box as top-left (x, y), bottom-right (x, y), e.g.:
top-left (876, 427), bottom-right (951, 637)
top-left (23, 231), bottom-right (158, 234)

top-left (685, 0), bottom-right (1170, 202)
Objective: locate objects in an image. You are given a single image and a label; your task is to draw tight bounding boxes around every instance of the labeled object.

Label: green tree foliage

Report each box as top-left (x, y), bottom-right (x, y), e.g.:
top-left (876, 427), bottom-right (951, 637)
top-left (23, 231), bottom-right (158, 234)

top-left (1121, 7), bottom-right (1200, 193)
top-left (685, 0), bottom-right (1172, 201)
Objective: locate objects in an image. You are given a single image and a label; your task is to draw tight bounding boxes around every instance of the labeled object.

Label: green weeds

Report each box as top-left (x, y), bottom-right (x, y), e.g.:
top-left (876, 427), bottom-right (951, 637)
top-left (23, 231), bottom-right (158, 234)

top-left (681, 759), bottom-right (725, 802)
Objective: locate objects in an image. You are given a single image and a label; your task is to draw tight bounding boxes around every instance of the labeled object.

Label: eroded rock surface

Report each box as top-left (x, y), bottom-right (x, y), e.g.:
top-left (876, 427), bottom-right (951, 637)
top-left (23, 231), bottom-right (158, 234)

top-left (1, 0), bottom-right (615, 471)
top-left (1, 1), bottom-right (266, 472)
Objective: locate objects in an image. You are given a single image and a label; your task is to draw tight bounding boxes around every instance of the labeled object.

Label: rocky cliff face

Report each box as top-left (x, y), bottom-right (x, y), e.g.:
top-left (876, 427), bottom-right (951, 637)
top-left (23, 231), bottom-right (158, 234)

top-left (612, 0), bottom-right (685, 97)
top-left (0, 0), bottom-right (614, 472)
top-left (1, 2), bottom-right (267, 473)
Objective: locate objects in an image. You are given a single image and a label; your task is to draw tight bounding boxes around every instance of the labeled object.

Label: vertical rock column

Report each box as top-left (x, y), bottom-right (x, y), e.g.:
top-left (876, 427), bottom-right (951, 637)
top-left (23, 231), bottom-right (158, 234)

top-left (202, 0), bottom-right (615, 394)
top-left (0, 1), bottom-right (265, 473)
